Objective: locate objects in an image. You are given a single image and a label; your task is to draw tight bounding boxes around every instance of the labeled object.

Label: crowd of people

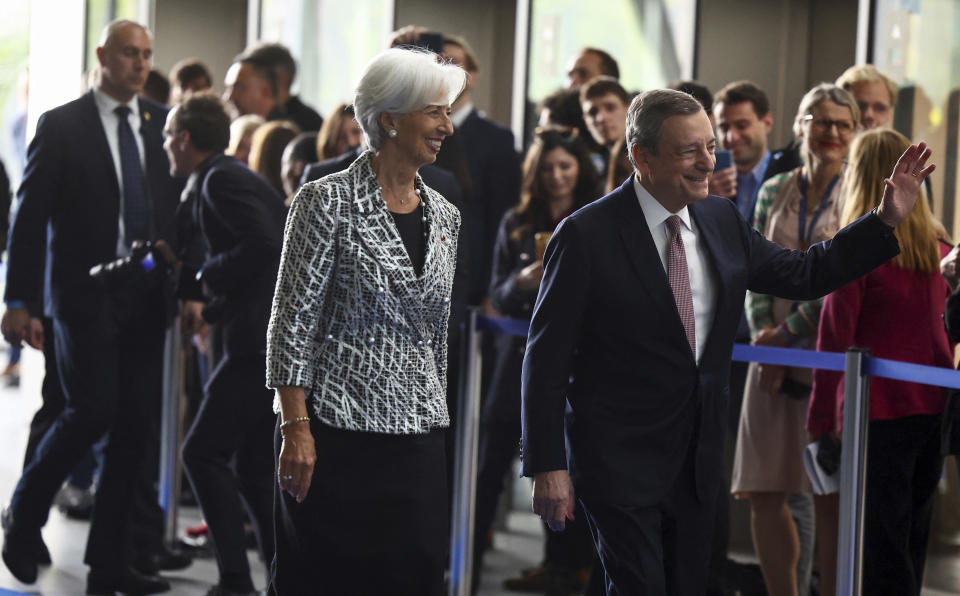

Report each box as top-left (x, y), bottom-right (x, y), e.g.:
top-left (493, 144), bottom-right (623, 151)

top-left (0, 14), bottom-right (953, 596)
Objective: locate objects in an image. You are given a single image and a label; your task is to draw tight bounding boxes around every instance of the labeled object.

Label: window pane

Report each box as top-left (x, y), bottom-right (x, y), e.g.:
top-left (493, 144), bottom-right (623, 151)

top-left (259, 0), bottom-right (394, 116)
top-left (527, 0), bottom-right (696, 99)
top-left (873, 0), bottom-right (960, 233)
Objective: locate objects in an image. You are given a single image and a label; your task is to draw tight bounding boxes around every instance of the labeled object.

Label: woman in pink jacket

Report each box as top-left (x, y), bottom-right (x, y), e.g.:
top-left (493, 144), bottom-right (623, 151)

top-left (808, 128), bottom-right (952, 596)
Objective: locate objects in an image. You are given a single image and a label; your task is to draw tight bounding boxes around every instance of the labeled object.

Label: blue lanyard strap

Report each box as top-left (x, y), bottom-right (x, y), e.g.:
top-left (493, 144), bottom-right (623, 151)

top-left (798, 173), bottom-right (840, 247)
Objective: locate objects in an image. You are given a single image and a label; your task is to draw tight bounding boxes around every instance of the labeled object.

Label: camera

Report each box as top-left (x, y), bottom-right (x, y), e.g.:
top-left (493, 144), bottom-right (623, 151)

top-left (90, 241), bottom-right (177, 325)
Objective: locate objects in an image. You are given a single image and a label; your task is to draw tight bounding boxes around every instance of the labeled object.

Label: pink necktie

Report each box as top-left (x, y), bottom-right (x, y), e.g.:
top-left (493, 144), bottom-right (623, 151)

top-left (666, 215), bottom-right (696, 356)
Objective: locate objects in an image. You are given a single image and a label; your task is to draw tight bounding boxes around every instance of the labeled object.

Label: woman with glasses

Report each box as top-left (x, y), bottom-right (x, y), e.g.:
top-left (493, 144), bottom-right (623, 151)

top-left (473, 126), bottom-right (601, 592)
top-left (731, 84), bottom-right (860, 596)
top-left (266, 47), bottom-right (464, 595)
top-left (809, 128), bottom-right (948, 596)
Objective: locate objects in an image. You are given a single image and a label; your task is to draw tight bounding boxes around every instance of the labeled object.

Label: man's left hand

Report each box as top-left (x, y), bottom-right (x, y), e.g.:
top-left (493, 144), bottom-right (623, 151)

top-left (532, 469), bottom-right (576, 531)
top-left (876, 142), bottom-right (935, 227)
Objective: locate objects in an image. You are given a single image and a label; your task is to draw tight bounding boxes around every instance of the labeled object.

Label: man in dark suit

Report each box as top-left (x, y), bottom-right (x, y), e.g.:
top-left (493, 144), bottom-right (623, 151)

top-left (440, 35), bottom-right (521, 306)
top-left (1, 20), bottom-right (182, 594)
top-left (521, 89), bottom-right (931, 595)
top-left (224, 43), bottom-right (323, 133)
top-left (166, 92), bottom-right (285, 596)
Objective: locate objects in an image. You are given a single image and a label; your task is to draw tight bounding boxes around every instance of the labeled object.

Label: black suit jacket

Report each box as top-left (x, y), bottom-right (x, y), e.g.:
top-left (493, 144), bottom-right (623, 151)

top-left (5, 91), bottom-right (182, 320)
top-left (439, 109), bottom-right (521, 303)
top-left (179, 154), bottom-right (286, 358)
top-left (520, 177), bottom-right (900, 507)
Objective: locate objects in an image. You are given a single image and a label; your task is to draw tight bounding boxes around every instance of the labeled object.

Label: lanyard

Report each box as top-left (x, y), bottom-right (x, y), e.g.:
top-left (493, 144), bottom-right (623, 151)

top-left (798, 173), bottom-right (839, 249)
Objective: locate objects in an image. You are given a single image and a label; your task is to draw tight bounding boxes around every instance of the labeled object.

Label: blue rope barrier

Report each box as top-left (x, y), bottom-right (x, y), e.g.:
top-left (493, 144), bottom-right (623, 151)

top-left (476, 314), bottom-right (530, 337)
top-left (475, 315), bottom-right (960, 390)
top-left (732, 344), bottom-right (845, 371)
top-left (866, 356), bottom-right (960, 390)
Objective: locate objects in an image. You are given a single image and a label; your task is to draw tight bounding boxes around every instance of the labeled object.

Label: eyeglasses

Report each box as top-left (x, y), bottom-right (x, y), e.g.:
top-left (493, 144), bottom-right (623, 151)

top-left (802, 115), bottom-right (856, 134)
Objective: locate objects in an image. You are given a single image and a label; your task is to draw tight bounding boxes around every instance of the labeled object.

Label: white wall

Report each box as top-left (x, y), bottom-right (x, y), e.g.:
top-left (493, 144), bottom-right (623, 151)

top-left (153, 0), bottom-right (249, 95)
top-left (394, 0), bottom-right (517, 127)
top-left (696, 0), bottom-right (858, 147)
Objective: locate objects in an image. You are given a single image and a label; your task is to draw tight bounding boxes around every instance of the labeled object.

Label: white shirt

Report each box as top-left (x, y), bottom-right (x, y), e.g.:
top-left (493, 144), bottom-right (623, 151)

top-left (633, 174), bottom-right (716, 363)
top-left (93, 88), bottom-right (146, 256)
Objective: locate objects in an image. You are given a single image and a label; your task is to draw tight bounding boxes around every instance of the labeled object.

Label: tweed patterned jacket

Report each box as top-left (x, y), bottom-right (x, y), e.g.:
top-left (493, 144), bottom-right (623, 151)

top-left (266, 151), bottom-right (460, 434)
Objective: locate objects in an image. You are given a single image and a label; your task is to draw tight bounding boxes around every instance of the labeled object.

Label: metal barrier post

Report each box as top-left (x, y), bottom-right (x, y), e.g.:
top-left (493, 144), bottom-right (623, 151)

top-left (836, 347), bottom-right (871, 596)
top-left (449, 309), bottom-right (483, 596)
top-left (158, 320), bottom-right (183, 544)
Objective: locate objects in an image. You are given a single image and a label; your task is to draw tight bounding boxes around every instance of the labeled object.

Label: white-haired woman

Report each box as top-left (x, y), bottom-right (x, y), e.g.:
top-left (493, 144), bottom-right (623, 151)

top-left (266, 48), bottom-right (465, 595)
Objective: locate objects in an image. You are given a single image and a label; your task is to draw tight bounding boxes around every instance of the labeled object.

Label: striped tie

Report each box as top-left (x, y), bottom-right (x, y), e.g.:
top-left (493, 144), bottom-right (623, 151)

top-left (666, 215), bottom-right (696, 356)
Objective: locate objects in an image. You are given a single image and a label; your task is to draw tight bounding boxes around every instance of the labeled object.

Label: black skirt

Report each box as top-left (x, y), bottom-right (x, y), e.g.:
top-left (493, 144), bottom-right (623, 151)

top-left (270, 418), bottom-right (449, 596)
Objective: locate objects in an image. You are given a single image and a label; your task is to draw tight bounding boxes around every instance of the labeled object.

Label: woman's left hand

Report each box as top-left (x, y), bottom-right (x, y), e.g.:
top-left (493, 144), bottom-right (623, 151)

top-left (876, 142), bottom-right (935, 227)
top-left (276, 386), bottom-right (316, 503)
top-left (278, 423), bottom-right (316, 503)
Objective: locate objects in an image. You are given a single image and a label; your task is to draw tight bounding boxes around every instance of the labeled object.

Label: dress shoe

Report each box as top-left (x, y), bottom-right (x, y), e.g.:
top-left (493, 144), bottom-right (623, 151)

top-left (32, 534), bottom-right (51, 566)
top-left (503, 564), bottom-right (591, 594)
top-left (132, 545), bottom-right (192, 575)
top-left (1, 506), bottom-right (39, 584)
top-left (204, 585), bottom-right (261, 596)
top-left (54, 483), bottom-right (95, 520)
top-left (503, 564), bottom-right (550, 591)
top-left (3, 505), bottom-right (50, 565)
top-left (87, 567), bottom-right (170, 595)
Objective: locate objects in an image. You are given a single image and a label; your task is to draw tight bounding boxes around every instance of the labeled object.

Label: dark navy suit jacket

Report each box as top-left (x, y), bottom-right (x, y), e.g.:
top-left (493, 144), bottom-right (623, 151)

top-left (5, 90), bottom-right (182, 320)
top-left (179, 154), bottom-right (286, 359)
top-left (520, 176), bottom-right (900, 507)
top-left (447, 109), bottom-right (521, 303)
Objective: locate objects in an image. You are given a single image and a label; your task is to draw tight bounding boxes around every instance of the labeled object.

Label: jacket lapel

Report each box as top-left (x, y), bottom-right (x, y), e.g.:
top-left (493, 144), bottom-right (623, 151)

top-left (350, 153), bottom-right (431, 338)
top-left (79, 91), bottom-right (121, 202)
top-left (613, 178), bottom-right (693, 359)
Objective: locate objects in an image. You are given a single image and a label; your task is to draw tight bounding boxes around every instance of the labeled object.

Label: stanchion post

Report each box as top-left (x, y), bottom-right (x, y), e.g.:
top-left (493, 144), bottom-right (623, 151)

top-left (449, 309), bottom-right (483, 596)
top-left (158, 320), bottom-right (183, 544)
top-left (836, 347), bottom-right (871, 596)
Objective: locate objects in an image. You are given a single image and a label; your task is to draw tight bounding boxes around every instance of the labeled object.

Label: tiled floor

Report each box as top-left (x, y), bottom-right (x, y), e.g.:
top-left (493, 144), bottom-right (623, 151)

top-left (1, 345), bottom-right (959, 595)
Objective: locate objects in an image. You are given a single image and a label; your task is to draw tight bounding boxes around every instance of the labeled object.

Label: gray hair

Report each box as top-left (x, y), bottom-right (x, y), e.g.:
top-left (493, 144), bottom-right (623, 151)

top-left (354, 48), bottom-right (466, 150)
top-left (793, 83), bottom-right (861, 168)
top-left (792, 83), bottom-right (861, 138)
top-left (625, 89), bottom-right (704, 167)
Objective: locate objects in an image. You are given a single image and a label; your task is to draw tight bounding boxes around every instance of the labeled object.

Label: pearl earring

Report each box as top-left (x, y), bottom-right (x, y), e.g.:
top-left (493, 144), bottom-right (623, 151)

top-left (388, 129), bottom-right (398, 139)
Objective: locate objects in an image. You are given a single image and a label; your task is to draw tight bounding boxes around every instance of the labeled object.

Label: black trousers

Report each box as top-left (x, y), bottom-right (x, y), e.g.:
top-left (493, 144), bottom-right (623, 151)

top-left (473, 337), bottom-right (595, 573)
top-left (8, 304), bottom-right (165, 573)
top-left (182, 354), bottom-right (276, 592)
top-left (22, 318), bottom-right (66, 468)
top-left (580, 436), bottom-right (715, 596)
top-left (271, 421), bottom-right (448, 596)
top-left (19, 316), bottom-right (160, 553)
top-left (863, 414), bottom-right (942, 596)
